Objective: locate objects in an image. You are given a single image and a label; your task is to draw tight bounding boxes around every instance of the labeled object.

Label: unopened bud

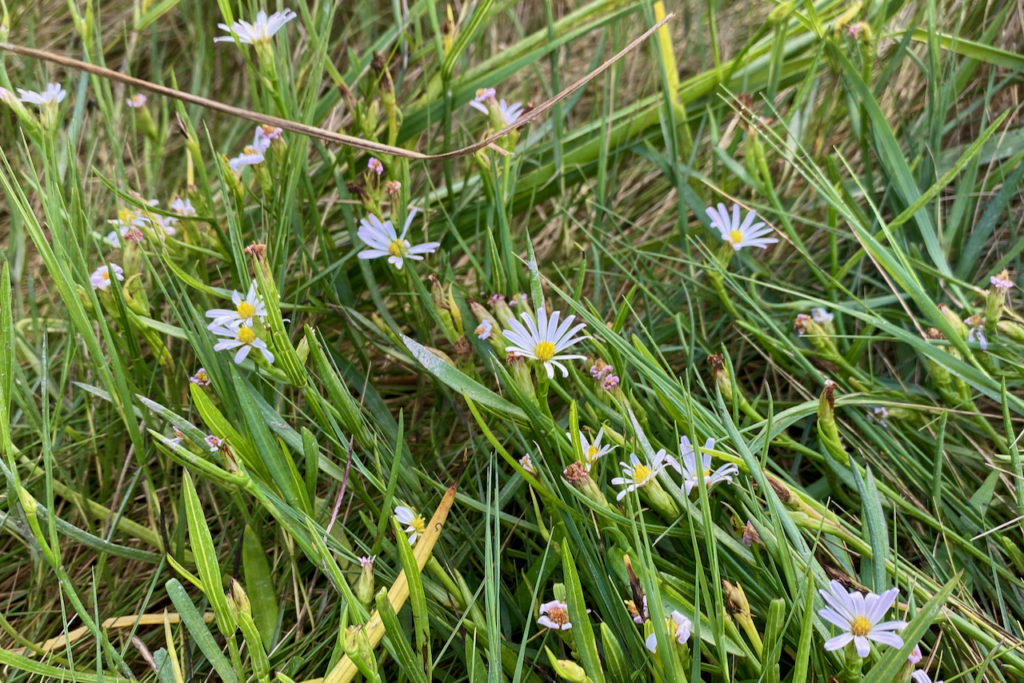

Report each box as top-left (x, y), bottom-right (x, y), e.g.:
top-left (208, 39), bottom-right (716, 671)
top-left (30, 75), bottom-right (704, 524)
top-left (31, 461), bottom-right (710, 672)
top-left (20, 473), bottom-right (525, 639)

top-left (545, 648), bottom-right (588, 682)
top-left (230, 578), bottom-right (252, 616)
top-left (938, 304), bottom-right (969, 339)
top-left (355, 556), bottom-right (375, 607)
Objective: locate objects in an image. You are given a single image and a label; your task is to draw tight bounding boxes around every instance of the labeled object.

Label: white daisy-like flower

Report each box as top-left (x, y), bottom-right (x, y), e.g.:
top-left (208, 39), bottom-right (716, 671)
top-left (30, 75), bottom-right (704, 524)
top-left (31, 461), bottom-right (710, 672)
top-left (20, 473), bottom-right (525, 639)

top-left (18, 83), bottom-right (66, 106)
top-left (679, 436), bottom-right (738, 495)
top-left (210, 323), bottom-right (275, 365)
top-left (537, 600), bottom-right (572, 631)
top-left (229, 144), bottom-right (266, 173)
top-left (818, 581), bottom-right (906, 657)
top-left (964, 314), bottom-right (987, 350)
top-left (170, 196), bottom-right (197, 217)
top-left (468, 88), bottom-right (523, 126)
top-left (645, 610), bottom-right (691, 653)
top-left (125, 93), bottom-right (147, 108)
top-left (572, 427), bottom-right (614, 471)
top-left (206, 281), bottom-right (268, 330)
top-left (90, 264), bottom-right (124, 290)
top-left (502, 308), bottom-right (588, 379)
top-left (394, 505), bottom-right (426, 545)
top-left (911, 671), bottom-right (942, 683)
top-left (706, 202), bottom-right (778, 251)
top-left (357, 209), bottom-right (440, 270)
top-left (811, 307), bottom-right (833, 323)
top-left (214, 9), bottom-right (297, 45)
top-left (611, 451), bottom-right (676, 501)
top-left (475, 319), bottom-right (494, 340)
top-left (254, 124), bottom-right (282, 148)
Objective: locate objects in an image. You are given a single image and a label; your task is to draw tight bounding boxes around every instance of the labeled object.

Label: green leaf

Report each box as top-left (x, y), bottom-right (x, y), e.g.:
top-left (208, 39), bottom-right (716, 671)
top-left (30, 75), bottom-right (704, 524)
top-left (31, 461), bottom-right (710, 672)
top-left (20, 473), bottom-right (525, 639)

top-left (165, 578), bottom-right (238, 683)
top-left (561, 539), bottom-right (605, 683)
top-left (180, 472), bottom-right (235, 638)
top-left (402, 335), bottom-right (528, 423)
top-left (243, 525), bottom-right (280, 651)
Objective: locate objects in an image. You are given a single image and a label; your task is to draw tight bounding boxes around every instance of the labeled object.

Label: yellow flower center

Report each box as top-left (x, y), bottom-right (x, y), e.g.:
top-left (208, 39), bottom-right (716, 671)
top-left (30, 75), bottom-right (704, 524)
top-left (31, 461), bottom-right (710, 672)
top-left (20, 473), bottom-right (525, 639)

top-left (236, 301), bottom-right (256, 319)
top-left (632, 464), bottom-right (651, 483)
top-left (195, 370), bottom-right (209, 383)
top-left (587, 445), bottom-right (599, 460)
top-left (849, 616), bottom-right (871, 637)
top-left (236, 326), bottom-right (257, 344)
top-left (534, 340), bottom-right (556, 362)
top-left (244, 145), bottom-right (260, 156)
top-left (388, 239), bottom-right (406, 258)
top-left (728, 229), bottom-right (744, 244)
top-left (410, 515), bottom-right (426, 535)
top-left (118, 208), bottom-right (138, 225)
top-left (100, 271), bottom-right (111, 281)
top-left (703, 468), bottom-right (712, 478)
top-left (547, 606), bottom-right (570, 626)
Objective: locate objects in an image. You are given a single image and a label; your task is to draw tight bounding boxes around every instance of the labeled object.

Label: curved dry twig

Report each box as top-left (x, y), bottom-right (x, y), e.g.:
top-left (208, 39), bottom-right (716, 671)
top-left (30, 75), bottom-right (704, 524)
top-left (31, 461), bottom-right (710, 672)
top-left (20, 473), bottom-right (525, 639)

top-left (0, 13), bottom-right (671, 160)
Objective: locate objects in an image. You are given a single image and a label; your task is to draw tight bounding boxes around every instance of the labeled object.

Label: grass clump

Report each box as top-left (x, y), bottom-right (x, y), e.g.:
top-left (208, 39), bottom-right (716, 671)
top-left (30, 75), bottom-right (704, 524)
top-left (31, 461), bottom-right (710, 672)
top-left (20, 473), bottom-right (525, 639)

top-left (1, 0), bottom-right (1023, 681)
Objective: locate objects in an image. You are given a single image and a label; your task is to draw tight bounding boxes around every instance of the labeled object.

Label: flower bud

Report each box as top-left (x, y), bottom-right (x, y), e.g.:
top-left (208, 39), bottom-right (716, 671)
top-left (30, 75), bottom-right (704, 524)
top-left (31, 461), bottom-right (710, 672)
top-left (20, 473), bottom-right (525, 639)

top-left (355, 556), bottom-right (375, 607)
top-left (817, 381), bottom-right (848, 465)
top-left (545, 648), bottom-right (588, 682)
top-left (563, 461), bottom-right (608, 508)
top-left (230, 578), bottom-right (252, 617)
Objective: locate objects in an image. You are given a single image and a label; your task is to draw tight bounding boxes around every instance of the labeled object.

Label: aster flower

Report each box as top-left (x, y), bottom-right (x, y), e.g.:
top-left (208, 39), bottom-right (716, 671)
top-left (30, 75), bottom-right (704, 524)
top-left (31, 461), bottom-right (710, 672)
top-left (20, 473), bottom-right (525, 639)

top-left (518, 455), bottom-right (536, 475)
top-left (474, 319), bottom-right (494, 340)
top-left (706, 202), bottom-right (778, 251)
top-left (871, 406), bottom-right (889, 428)
top-left (357, 209), bottom-right (440, 270)
top-left (210, 323), bottom-right (275, 365)
top-left (537, 600), bottom-right (572, 631)
top-left (964, 314), bottom-right (987, 350)
top-left (679, 436), bottom-right (738, 495)
top-left (229, 143), bottom-right (266, 173)
top-left (205, 281), bottom-right (267, 330)
top-left (90, 264), bottom-right (124, 290)
top-left (912, 671), bottom-right (942, 683)
top-left (385, 179), bottom-right (402, 196)
top-left (214, 9), bottom-right (297, 45)
top-left (394, 505), bottom-right (426, 545)
top-left (818, 581), bottom-right (906, 657)
top-left (908, 645), bottom-right (922, 665)
top-left (611, 451), bottom-right (676, 501)
top-left (502, 308), bottom-right (588, 379)
top-left (645, 610), bottom-right (692, 653)
top-left (189, 368), bottom-right (212, 386)
top-left (205, 434), bottom-right (223, 452)
top-left (990, 269), bottom-right (1014, 291)
top-left (17, 83), bottom-right (66, 106)
top-left (125, 93), bottom-right (147, 108)
top-left (256, 124), bottom-right (283, 142)
top-left (469, 88), bottom-right (523, 126)
top-left (811, 307), bottom-right (833, 323)
top-left (572, 427), bottom-right (614, 471)
top-left (171, 196), bottom-right (197, 217)
top-left (367, 157), bottom-right (384, 175)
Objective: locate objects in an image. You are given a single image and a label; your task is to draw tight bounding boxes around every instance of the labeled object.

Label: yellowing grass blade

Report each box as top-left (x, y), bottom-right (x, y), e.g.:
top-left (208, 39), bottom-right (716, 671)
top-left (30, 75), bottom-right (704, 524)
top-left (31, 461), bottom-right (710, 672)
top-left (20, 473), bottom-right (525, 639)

top-left (318, 482), bottom-right (458, 683)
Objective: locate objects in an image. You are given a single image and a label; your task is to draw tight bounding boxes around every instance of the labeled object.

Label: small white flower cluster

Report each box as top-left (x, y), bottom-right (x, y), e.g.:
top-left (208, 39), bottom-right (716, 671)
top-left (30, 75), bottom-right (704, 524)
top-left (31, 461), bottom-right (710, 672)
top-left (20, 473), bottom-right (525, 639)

top-left (205, 280), bottom-right (275, 365)
top-left (104, 193), bottom-right (193, 247)
top-left (612, 435), bottom-right (738, 501)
